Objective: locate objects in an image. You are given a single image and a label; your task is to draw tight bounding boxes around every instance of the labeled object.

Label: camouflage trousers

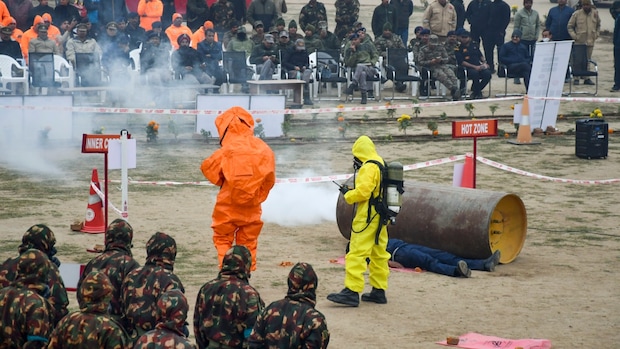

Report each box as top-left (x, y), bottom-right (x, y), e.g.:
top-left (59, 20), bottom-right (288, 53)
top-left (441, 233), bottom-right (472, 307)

top-left (427, 65), bottom-right (458, 91)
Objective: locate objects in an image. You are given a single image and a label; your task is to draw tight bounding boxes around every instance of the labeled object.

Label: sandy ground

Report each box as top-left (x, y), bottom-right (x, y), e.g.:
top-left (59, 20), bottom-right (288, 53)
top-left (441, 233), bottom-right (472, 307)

top-left (1, 1), bottom-right (620, 348)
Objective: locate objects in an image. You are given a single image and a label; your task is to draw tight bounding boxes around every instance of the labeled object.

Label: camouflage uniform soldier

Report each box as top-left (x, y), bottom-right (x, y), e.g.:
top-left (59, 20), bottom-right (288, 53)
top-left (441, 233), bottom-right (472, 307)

top-left (77, 219), bottom-right (140, 322)
top-left (47, 271), bottom-right (130, 349)
top-left (250, 20), bottom-right (266, 46)
top-left (122, 232), bottom-right (185, 341)
top-left (248, 263), bottom-right (329, 349)
top-left (374, 22), bottom-right (406, 92)
top-left (303, 24), bottom-right (324, 53)
top-left (335, 0), bottom-right (360, 40)
top-left (299, 0), bottom-right (327, 32)
top-left (444, 30), bottom-right (459, 67)
top-left (418, 34), bottom-right (460, 100)
top-left (0, 224), bottom-right (69, 326)
top-left (134, 290), bottom-right (195, 349)
top-left (193, 245), bottom-right (264, 349)
top-left (210, 0), bottom-right (235, 39)
top-left (222, 21), bottom-right (240, 49)
top-left (0, 249), bottom-right (53, 348)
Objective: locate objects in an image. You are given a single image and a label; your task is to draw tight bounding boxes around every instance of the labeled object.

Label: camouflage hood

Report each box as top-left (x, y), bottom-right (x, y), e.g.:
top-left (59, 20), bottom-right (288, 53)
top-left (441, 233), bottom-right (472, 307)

top-left (219, 245), bottom-right (251, 281)
top-left (285, 262), bottom-right (317, 306)
top-left (146, 232), bottom-right (177, 271)
top-left (155, 289), bottom-right (188, 336)
top-left (78, 271), bottom-right (113, 313)
top-left (104, 219), bottom-right (133, 255)
top-left (14, 249), bottom-right (50, 294)
top-left (18, 224), bottom-right (56, 255)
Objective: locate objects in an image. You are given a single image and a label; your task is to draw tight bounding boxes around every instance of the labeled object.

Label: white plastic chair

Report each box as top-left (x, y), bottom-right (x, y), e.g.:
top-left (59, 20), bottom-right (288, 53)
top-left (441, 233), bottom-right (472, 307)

top-left (0, 54), bottom-right (29, 95)
top-left (54, 55), bottom-right (74, 88)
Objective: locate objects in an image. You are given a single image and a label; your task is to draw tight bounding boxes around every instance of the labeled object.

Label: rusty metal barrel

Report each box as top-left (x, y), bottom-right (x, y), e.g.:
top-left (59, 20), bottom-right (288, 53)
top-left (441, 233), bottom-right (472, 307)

top-left (336, 180), bottom-right (527, 263)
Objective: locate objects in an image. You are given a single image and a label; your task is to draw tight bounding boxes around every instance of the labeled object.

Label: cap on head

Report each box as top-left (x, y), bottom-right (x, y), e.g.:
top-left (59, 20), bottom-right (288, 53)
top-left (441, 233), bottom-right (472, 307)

top-left (581, 0), bottom-right (592, 5)
top-left (349, 32), bottom-right (359, 40)
top-left (429, 34), bottom-right (439, 43)
top-left (264, 33), bottom-right (274, 43)
top-left (512, 29), bottom-right (522, 38)
top-left (106, 22), bottom-right (118, 29)
top-left (172, 13), bottom-right (183, 21)
top-left (254, 20), bottom-right (264, 28)
top-left (295, 38), bottom-right (305, 49)
top-left (305, 24), bottom-right (315, 33)
top-left (420, 28), bottom-right (430, 35)
top-left (152, 21), bottom-right (163, 29)
top-left (279, 30), bottom-right (289, 38)
top-left (276, 17), bottom-right (285, 26)
top-left (203, 20), bottom-right (214, 29)
top-left (383, 22), bottom-right (392, 31)
top-left (128, 12), bottom-right (139, 19)
top-left (414, 25), bottom-right (423, 34)
top-left (76, 23), bottom-right (88, 31)
top-left (447, 30), bottom-right (456, 36)
top-left (288, 19), bottom-right (297, 28)
top-left (237, 26), bottom-right (246, 33)
top-left (1, 26), bottom-right (13, 34)
top-left (318, 21), bottom-right (328, 30)
top-left (455, 28), bottom-right (470, 37)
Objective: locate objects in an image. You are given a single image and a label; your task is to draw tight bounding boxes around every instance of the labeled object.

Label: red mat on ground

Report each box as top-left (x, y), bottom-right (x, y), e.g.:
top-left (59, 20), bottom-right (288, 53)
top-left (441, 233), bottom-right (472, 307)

top-left (330, 256), bottom-right (423, 273)
top-left (436, 332), bottom-right (552, 349)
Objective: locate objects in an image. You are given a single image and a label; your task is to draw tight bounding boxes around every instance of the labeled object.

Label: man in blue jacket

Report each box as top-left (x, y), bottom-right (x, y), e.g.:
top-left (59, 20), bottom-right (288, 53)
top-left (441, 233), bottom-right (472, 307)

top-left (498, 29), bottom-right (531, 91)
top-left (545, 0), bottom-right (574, 42)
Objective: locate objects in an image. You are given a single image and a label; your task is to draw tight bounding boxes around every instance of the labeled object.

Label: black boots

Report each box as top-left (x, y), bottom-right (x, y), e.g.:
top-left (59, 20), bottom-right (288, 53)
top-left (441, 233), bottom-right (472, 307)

top-left (327, 288), bottom-right (359, 307)
top-left (346, 82), bottom-right (358, 96)
top-left (361, 287), bottom-right (387, 304)
top-left (361, 91), bottom-right (367, 104)
top-left (303, 90), bottom-right (313, 105)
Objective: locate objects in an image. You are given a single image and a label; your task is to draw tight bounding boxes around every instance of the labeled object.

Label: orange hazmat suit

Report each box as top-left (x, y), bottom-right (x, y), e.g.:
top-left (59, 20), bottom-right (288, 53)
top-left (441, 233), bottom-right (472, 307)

top-left (342, 135), bottom-right (390, 293)
top-left (201, 107), bottom-right (276, 271)
top-left (137, 0), bottom-right (163, 31)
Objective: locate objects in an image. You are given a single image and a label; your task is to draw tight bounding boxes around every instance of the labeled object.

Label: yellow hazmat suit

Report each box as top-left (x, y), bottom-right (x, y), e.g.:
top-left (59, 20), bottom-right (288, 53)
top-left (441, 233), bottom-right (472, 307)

top-left (343, 136), bottom-right (390, 292)
top-left (201, 107), bottom-right (276, 271)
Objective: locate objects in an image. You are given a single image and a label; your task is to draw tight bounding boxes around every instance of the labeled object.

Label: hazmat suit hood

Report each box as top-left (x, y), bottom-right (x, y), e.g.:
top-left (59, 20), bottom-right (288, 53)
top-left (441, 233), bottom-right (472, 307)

top-left (214, 107), bottom-right (255, 146)
top-left (285, 262), bottom-right (318, 306)
top-left (155, 289), bottom-right (189, 336)
top-left (104, 218), bottom-right (134, 254)
top-left (352, 135), bottom-right (382, 164)
top-left (14, 249), bottom-right (50, 295)
top-left (145, 232), bottom-right (177, 271)
top-left (219, 245), bottom-right (252, 281)
top-left (78, 271), bottom-right (113, 313)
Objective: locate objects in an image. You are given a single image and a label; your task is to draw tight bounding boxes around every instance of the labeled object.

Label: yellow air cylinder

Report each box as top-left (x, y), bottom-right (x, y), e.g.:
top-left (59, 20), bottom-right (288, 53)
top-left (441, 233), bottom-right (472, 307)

top-left (336, 181), bottom-right (527, 263)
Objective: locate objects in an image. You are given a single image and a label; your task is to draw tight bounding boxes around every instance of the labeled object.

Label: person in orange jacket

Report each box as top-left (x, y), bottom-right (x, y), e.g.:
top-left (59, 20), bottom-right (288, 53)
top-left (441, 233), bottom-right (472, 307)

top-left (137, 0), bottom-right (163, 31)
top-left (191, 20), bottom-right (219, 49)
top-left (0, 1), bottom-right (10, 24)
top-left (200, 106), bottom-right (276, 271)
top-left (165, 12), bottom-right (193, 50)
top-left (21, 15), bottom-right (44, 62)
top-left (41, 13), bottom-right (62, 48)
top-left (2, 17), bottom-right (24, 44)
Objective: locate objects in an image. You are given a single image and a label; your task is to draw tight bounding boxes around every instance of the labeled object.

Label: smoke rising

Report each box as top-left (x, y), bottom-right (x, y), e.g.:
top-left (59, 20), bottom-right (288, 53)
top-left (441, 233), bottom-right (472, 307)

top-left (262, 181), bottom-right (339, 227)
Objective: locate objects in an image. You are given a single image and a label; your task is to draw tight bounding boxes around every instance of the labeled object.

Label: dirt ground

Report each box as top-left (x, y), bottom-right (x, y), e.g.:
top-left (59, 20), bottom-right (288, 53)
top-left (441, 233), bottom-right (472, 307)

top-left (2, 1), bottom-right (620, 348)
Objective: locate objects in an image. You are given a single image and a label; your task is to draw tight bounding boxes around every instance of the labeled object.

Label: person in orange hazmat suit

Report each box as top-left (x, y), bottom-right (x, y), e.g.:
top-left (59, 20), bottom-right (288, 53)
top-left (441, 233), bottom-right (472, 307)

top-left (327, 135), bottom-right (390, 307)
top-left (201, 106), bottom-right (276, 271)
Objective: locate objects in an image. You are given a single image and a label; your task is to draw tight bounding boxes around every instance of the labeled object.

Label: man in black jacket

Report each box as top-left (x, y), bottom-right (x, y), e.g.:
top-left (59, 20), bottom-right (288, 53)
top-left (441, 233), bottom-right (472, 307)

top-left (282, 38), bottom-right (313, 105)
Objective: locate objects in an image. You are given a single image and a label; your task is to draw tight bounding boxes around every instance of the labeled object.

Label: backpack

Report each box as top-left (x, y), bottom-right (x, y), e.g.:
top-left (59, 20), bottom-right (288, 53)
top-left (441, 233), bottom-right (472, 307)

top-left (366, 159), bottom-right (404, 226)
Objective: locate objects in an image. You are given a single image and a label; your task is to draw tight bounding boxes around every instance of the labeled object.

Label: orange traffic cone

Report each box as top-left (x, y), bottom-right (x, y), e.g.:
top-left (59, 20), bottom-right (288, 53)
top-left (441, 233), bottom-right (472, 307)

top-left (460, 153), bottom-right (475, 188)
top-left (81, 168), bottom-right (105, 234)
top-left (516, 97), bottom-right (532, 143)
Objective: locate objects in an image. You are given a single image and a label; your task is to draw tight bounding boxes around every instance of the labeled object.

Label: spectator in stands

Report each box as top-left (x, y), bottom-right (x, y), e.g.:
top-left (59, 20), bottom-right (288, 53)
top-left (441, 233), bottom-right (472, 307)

top-left (567, 0), bottom-right (600, 85)
top-left (227, 25), bottom-right (253, 55)
top-left (102, 34), bottom-right (131, 84)
top-left (138, 0), bottom-right (164, 31)
top-left (455, 28), bottom-right (492, 99)
top-left (211, 0), bottom-right (235, 40)
top-left (0, 25), bottom-right (22, 60)
top-left (53, 0), bottom-right (81, 28)
top-left (187, 0), bottom-right (210, 31)
top-left (418, 34), bottom-right (461, 100)
top-left (99, 0), bottom-right (127, 29)
top-left (282, 38), bottom-right (314, 105)
top-left (546, 0), bottom-right (574, 42)
top-left (21, 15), bottom-right (43, 61)
top-left (29, 23), bottom-right (61, 56)
top-left (408, 25), bottom-right (424, 60)
top-left (335, 0), bottom-right (360, 40)
top-left (6, 0), bottom-right (32, 32)
top-left (230, 0), bottom-right (246, 24)
top-left (126, 12), bottom-right (146, 50)
top-left (197, 28), bottom-right (224, 87)
top-left (247, 0), bottom-right (278, 33)
top-left (172, 33), bottom-right (213, 84)
top-left (191, 20), bottom-right (217, 50)
top-left (288, 19), bottom-right (302, 41)
top-left (423, 0), bottom-right (457, 42)
top-left (222, 20), bottom-right (240, 49)
top-left (41, 13), bottom-right (62, 45)
top-left (375, 22), bottom-right (406, 92)
top-left (499, 29), bottom-right (531, 91)
top-left (444, 30), bottom-right (459, 67)
top-left (318, 20), bottom-right (339, 50)
top-left (513, 0), bottom-right (540, 59)
top-left (166, 13), bottom-right (193, 50)
top-left (149, 21), bottom-right (171, 49)
top-left (249, 33), bottom-right (279, 80)
top-left (344, 32), bottom-right (379, 104)
top-left (161, 0), bottom-right (176, 29)
top-left (2, 17), bottom-right (24, 45)
top-left (303, 24), bottom-right (323, 53)
top-left (465, 0), bottom-right (490, 51)
top-left (28, 0), bottom-right (54, 28)
top-left (276, 30), bottom-right (292, 52)
top-left (141, 30), bottom-right (172, 84)
top-left (251, 20), bottom-right (266, 46)
top-left (371, 0), bottom-right (398, 40)
top-left (98, 21), bottom-right (122, 55)
top-left (541, 28), bottom-right (552, 42)
top-left (0, 1), bottom-right (9, 25)
top-left (299, 0), bottom-right (327, 33)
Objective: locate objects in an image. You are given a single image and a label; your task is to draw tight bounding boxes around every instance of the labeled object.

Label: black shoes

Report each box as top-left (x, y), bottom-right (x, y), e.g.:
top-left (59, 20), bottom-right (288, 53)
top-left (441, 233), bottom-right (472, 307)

top-left (450, 87), bottom-right (460, 101)
top-left (456, 260), bottom-right (471, 278)
top-left (361, 287), bottom-right (387, 304)
top-left (395, 82), bottom-right (407, 92)
top-left (346, 82), bottom-right (357, 95)
top-left (361, 91), bottom-right (367, 104)
top-left (484, 250), bottom-right (501, 272)
top-left (584, 79), bottom-right (595, 85)
top-left (327, 288), bottom-right (359, 307)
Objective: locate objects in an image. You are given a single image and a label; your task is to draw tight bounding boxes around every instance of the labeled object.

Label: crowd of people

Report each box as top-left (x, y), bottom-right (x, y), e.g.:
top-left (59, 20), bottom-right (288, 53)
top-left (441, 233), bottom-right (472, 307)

top-left (0, 0), bottom-right (607, 100)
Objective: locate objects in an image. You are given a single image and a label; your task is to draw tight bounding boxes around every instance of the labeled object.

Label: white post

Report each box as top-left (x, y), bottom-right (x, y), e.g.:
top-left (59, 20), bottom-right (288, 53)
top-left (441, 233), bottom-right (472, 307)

top-left (120, 129), bottom-right (129, 219)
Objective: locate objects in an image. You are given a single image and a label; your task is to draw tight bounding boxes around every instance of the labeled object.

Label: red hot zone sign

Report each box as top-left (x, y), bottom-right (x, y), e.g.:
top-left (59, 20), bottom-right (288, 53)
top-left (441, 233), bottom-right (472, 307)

top-left (452, 119), bottom-right (498, 138)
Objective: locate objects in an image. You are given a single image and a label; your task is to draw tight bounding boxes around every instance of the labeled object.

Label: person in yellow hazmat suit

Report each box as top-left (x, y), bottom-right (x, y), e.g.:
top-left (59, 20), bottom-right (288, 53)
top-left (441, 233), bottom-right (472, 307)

top-left (201, 106), bottom-right (276, 271)
top-left (327, 135), bottom-right (390, 307)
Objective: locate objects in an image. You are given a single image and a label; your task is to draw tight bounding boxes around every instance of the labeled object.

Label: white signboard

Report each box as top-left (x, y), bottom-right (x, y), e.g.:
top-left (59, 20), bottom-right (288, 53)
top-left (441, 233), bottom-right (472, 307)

top-left (107, 139), bottom-right (137, 169)
top-left (196, 95), bottom-right (250, 136)
top-left (249, 95), bottom-right (286, 138)
top-left (528, 41), bottom-right (573, 130)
